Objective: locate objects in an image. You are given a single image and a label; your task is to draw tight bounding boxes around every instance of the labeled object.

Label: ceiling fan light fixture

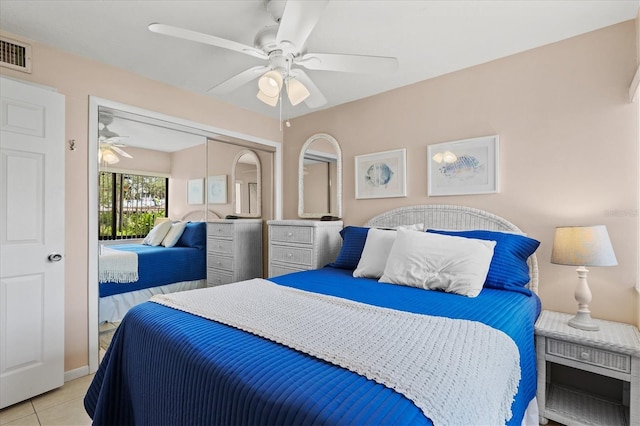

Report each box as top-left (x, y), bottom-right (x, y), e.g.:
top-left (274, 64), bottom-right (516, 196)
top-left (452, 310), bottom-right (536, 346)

top-left (257, 90), bottom-right (279, 107)
top-left (258, 70), bottom-right (283, 97)
top-left (286, 78), bottom-right (310, 106)
top-left (101, 148), bottom-right (120, 164)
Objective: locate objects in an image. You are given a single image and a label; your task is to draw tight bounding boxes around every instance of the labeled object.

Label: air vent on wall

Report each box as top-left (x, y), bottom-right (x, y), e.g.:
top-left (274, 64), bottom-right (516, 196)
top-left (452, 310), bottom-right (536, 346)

top-left (0, 37), bottom-right (32, 73)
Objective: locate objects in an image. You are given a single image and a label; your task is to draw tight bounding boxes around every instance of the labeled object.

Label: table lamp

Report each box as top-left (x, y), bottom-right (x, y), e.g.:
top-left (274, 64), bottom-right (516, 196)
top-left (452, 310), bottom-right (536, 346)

top-left (550, 225), bottom-right (617, 331)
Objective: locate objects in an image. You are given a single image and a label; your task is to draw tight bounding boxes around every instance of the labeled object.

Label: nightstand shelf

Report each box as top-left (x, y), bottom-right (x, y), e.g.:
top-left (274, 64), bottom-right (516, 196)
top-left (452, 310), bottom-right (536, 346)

top-left (535, 310), bottom-right (640, 426)
top-left (546, 383), bottom-right (629, 425)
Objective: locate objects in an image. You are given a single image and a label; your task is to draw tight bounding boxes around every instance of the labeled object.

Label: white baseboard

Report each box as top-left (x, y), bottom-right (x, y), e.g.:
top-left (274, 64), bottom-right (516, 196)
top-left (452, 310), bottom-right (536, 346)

top-left (64, 365), bottom-right (90, 382)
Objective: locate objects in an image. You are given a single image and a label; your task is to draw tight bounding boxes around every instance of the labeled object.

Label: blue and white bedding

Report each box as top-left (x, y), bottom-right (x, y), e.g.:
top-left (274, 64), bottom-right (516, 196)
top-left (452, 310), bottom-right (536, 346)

top-left (99, 244), bottom-right (206, 297)
top-left (85, 266), bottom-right (541, 425)
top-left (99, 222), bottom-right (207, 298)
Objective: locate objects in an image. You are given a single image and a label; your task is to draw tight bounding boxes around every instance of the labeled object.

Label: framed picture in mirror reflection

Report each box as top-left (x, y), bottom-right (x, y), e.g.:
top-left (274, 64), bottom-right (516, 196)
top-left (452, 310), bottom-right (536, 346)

top-left (207, 175), bottom-right (227, 204)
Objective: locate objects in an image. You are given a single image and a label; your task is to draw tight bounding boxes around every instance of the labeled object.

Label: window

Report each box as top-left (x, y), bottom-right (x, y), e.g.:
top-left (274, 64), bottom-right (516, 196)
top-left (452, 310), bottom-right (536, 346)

top-left (99, 172), bottom-right (168, 240)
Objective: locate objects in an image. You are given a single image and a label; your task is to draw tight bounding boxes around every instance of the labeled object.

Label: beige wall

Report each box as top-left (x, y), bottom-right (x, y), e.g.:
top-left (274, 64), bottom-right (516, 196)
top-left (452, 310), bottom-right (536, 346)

top-left (0, 30), bottom-right (281, 372)
top-left (284, 21), bottom-right (639, 326)
top-left (169, 144), bottom-right (208, 220)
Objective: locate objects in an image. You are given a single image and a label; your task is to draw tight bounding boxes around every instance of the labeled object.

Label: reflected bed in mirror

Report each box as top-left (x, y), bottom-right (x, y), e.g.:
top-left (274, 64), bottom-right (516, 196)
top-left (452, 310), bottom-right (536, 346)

top-left (232, 149), bottom-right (262, 218)
top-left (298, 133), bottom-right (342, 219)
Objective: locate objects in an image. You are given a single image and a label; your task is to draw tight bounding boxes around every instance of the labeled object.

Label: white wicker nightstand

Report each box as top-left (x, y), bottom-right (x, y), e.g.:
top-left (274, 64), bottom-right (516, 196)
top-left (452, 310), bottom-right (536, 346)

top-left (267, 220), bottom-right (342, 278)
top-left (535, 310), bottom-right (640, 426)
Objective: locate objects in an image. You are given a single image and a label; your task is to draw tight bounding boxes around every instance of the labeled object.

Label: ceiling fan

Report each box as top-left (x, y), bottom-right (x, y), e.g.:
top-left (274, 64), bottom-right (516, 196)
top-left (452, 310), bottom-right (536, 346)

top-left (98, 112), bottom-right (133, 164)
top-left (148, 0), bottom-right (398, 109)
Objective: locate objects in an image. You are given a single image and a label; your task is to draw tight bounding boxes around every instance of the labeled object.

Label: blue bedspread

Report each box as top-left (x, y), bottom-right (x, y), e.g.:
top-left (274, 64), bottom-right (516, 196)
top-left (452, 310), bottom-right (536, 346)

top-left (85, 267), bottom-right (541, 425)
top-left (99, 244), bottom-right (206, 297)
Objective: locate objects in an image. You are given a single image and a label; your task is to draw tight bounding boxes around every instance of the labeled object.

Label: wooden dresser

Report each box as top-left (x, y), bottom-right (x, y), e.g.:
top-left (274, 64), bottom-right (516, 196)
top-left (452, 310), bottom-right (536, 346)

top-left (267, 220), bottom-right (343, 278)
top-left (207, 219), bottom-right (263, 286)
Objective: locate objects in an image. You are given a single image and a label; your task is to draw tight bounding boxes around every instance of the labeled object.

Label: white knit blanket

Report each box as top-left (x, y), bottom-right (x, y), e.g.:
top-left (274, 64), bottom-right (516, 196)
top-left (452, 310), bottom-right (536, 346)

top-left (98, 246), bottom-right (138, 283)
top-left (151, 278), bottom-right (521, 426)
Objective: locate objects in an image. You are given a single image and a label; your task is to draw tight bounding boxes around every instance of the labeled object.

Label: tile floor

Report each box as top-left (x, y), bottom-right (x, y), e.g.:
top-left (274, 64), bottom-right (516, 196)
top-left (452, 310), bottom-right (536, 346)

top-left (0, 375), bottom-right (94, 426)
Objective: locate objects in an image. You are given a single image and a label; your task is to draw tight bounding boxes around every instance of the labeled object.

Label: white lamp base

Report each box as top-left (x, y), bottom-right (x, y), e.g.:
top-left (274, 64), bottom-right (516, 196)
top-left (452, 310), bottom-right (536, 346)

top-left (568, 266), bottom-right (600, 332)
top-left (568, 311), bottom-right (599, 331)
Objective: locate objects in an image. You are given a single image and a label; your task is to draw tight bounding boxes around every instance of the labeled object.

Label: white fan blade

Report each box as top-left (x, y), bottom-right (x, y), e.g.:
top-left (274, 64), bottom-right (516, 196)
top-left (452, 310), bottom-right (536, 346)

top-left (208, 65), bottom-right (271, 94)
top-left (111, 145), bottom-right (133, 159)
top-left (276, 0), bottom-right (329, 51)
top-left (289, 69), bottom-right (327, 109)
top-left (298, 53), bottom-right (399, 74)
top-left (149, 23), bottom-right (268, 60)
top-left (100, 135), bottom-right (128, 143)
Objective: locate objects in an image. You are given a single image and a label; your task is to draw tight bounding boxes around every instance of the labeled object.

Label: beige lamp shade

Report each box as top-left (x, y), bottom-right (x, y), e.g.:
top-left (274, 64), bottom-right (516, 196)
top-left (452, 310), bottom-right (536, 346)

top-left (100, 148), bottom-right (119, 164)
top-left (286, 78), bottom-right (310, 106)
top-left (551, 225), bottom-right (617, 267)
top-left (258, 70), bottom-right (282, 98)
top-left (256, 90), bottom-right (279, 107)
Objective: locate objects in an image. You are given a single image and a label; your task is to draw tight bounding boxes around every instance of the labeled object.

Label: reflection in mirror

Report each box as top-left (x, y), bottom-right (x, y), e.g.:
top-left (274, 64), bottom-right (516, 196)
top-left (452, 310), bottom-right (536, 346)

top-left (298, 133), bottom-right (342, 218)
top-left (232, 149), bottom-right (262, 217)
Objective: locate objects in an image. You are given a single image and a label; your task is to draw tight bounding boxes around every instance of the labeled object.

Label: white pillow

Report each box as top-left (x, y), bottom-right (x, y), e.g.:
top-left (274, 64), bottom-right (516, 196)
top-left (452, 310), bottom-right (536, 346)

top-left (142, 220), bottom-right (172, 246)
top-left (353, 228), bottom-right (398, 279)
top-left (162, 221), bottom-right (188, 247)
top-left (379, 229), bottom-right (496, 297)
top-left (396, 223), bottom-right (424, 231)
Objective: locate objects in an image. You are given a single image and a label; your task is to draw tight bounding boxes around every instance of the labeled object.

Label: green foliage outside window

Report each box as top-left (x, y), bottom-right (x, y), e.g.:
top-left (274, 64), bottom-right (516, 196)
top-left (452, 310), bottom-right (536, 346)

top-left (99, 172), bottom-right (168, 240)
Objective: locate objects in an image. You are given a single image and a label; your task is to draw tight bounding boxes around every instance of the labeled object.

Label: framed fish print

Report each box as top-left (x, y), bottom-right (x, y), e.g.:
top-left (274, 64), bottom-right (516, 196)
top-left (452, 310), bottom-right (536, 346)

top-left (427, 135), bottom-right (499, 196)
top-left (355, 148), bottom-right (407, 199)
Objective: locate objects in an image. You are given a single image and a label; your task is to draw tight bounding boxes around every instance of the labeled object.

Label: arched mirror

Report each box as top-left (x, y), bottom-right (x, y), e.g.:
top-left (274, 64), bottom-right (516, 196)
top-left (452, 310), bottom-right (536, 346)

top-left (298, 133), bottom-right (342, 218)
top-left (232, 149), bottom-right (262, 217)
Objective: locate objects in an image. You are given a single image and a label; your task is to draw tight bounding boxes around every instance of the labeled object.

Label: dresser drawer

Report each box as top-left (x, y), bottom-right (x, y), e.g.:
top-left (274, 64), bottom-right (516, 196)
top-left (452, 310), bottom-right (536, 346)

top-left (208, 254), bottom-right (233, 271)
top-left (208, 223), bottom-right (234, 239)
top-left (270, 263), bottom-right (309, 278)
top-left (546, 338), bottom-right (631, 374)
top-left (208, 238), bottom-right (233, 254)
top-left (270, 245), bottom-right (313, 266)
top-left (270, 226), bottom-right (314, 245)
top-left (207, 269), bottom-right (234, 286)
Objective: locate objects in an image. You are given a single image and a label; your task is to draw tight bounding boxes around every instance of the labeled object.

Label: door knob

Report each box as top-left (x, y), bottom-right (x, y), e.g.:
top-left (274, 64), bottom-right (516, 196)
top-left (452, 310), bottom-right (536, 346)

top-left (47, 253), bottom-right (62, 262)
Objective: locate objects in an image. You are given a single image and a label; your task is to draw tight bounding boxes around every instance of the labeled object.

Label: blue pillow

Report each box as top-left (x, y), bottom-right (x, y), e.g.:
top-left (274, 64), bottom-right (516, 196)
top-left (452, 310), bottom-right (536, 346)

top-left (329, 226), bottom-right (370, 270)
top-left (176, 221), bottom-right (206, 249)
top-left (426, 229), bottom-right (540, 296)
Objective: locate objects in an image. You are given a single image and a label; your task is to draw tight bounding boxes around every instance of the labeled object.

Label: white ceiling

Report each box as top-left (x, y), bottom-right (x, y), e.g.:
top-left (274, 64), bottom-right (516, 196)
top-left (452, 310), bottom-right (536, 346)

top-left (2, 0), bottom-right (638, 122)
top-left (2, 1), bottom-right (638, 153)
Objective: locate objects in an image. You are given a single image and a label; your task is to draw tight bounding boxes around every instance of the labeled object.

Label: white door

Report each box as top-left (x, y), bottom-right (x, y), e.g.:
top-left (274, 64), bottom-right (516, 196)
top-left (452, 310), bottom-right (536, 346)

top-left (0, 76), bottom-right (65, 409)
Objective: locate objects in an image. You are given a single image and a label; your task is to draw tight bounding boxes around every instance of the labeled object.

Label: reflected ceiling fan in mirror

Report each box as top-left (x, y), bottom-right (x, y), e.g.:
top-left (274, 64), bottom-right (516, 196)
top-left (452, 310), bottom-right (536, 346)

top-left (148, 0), bottom-right (398, 109)
top-left (98, 112), bottom-right (133, 164)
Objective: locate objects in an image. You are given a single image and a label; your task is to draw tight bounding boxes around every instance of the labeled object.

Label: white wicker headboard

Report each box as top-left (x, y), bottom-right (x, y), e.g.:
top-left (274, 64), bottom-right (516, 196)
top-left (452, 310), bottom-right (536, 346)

top-left (365, 205), bottom-right (539, 294)
top-left (181, 209), bottom-right (221, 222)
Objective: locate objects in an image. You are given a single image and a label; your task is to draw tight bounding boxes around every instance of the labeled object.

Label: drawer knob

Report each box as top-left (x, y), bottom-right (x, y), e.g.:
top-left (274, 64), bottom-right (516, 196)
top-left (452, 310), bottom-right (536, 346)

top-left (287, 252), bottom-right (292, 257)
top-left (580, 352), bottom-right (590, 361)
top-left (287, 232), bottom-right (293, 237)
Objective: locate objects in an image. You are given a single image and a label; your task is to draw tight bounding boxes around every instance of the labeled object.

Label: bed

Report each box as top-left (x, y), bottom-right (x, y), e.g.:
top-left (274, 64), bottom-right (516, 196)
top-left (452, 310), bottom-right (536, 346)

top-left (86, 205), bottom-right (542, 425)
top-left (98, 217), bottom-right (210, 324)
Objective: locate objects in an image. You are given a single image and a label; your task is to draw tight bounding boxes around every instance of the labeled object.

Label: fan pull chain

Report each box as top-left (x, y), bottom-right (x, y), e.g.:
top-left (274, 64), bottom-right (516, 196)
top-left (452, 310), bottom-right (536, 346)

top-left (279, 92), bottom-right (283, 131)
